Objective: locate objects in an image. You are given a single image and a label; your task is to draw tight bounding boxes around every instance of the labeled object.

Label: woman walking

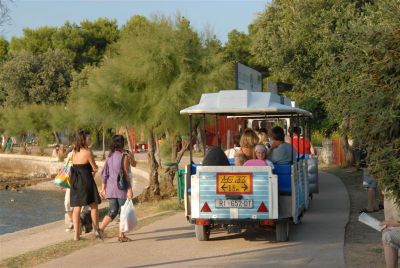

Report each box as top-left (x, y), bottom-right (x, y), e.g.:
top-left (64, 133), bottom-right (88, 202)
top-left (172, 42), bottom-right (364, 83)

top-left (99, 134), bottom-right (136, 242)
top-left (70, 131), bottom-right (102, 241)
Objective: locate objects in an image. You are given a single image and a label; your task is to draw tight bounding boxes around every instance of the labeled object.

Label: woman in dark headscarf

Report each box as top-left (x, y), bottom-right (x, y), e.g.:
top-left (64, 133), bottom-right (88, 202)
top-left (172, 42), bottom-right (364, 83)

top-left (202, 146), bottom-right (230, 166)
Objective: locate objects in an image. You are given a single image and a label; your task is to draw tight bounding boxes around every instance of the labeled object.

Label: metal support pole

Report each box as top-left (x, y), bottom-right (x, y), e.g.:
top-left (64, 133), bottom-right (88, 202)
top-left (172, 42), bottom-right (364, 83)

top-left (203, 114), bottom-right (206, 157)
top-left (189, 115), bottom-right (193, 164)
top-left (297, 113), bottom-right (300, 161)
top-left (215, 114), bottom-right (219, 147)
top-left (290, 114), bottom-right (294, 165)
top-left (302, 117), bottom-right (306, 156)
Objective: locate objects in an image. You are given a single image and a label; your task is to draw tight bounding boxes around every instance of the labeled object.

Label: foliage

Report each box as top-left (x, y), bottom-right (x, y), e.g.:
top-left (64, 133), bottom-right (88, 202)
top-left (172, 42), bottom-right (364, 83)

top-left (0, 105), bottom-right (55, 146)
top-left (0, 49), bottom-right (73, 106)
top-left (223, 29), bottom-right (252, 65)
top-left (298, 98), bottom-right (337, 137)
top-left (334, 1), bottom-right (400, 202)
top-left (9, 18), bottom-right (120, 70)
top-left (311, 131), bottom-right (324, 147)
top-left (251, 0), bottom-right (400, 202)
top-left (79, 15), bottom-right (232, 135)
top-left (0, 36), bottom-right (8, 61)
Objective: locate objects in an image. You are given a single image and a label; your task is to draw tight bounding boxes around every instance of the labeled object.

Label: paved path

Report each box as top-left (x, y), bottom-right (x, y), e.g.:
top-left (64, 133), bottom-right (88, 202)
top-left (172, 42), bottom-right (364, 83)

top-left (0, 168), bottom-right (149, 261)
top-left (36, 171), bottom-right (349, 268)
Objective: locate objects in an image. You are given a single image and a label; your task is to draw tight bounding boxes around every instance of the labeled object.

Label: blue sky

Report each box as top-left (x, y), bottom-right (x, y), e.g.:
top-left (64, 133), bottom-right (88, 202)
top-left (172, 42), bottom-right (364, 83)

top-left (3, 0), bottom-right (268, 43)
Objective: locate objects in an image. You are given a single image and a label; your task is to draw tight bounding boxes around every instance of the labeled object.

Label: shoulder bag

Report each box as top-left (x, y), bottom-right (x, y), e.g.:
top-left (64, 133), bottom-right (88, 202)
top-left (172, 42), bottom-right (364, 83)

top-left (117, 153), bottom-right (129, 190)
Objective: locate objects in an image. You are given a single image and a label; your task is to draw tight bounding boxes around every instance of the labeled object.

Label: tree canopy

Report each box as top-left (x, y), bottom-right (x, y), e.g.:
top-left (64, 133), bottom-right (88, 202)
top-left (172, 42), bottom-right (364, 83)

top-left (251, 0), bottom-right (400, 202)
top-left (0, 49), bottom-right (73, 106)
top-left (9, 18), bottom-right (119, 70)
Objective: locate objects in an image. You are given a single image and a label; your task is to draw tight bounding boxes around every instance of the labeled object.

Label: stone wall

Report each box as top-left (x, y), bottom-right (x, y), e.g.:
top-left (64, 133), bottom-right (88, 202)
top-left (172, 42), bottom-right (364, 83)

top-left (0, 154), bottom-right (62, 178)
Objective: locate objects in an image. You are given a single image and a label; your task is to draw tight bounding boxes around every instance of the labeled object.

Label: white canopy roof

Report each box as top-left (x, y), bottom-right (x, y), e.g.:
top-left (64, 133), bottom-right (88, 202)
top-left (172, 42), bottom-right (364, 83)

top-left (180, 90), bottom-right (312, 117)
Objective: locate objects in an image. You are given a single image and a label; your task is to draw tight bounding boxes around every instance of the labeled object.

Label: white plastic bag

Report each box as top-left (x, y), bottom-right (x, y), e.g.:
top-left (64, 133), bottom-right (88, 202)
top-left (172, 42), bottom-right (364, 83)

top-left (120, 199), bottom-right (137, 233)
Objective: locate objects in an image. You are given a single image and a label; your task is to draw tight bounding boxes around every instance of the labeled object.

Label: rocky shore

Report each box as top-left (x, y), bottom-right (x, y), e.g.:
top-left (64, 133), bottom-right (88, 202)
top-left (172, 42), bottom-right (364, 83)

top-left (0, 173), bottom-right (52, 191)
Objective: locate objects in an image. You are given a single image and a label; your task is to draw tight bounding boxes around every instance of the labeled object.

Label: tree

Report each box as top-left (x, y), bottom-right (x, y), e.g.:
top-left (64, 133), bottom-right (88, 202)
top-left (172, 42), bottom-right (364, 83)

top-left (0, 105), bottom-right (55, 152)
top-left (223, 29), bottom-right (252, 65)
top-left (76, 16), bottom-right (232, 200)
top-left (9, 27), bottom-right (57, 54)
top-left (9, 18), bottom-right (120, 71)
top-left (0, 49), bottom-right (73, 106)
top-left (0, 36), bottom-right (8, 60)
top-left (329, 1), bottom-right (400, 203)
top-left (0, 0), bottom-right (13, 30)
top-left (251, 0), bottom-right (371, 164)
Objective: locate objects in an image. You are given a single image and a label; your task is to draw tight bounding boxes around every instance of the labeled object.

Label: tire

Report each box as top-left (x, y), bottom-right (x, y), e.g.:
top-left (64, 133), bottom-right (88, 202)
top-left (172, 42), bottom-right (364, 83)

top-left (275, 220), bottom-right (289, 242)
top-left (195, 224), bottom-right (210, 241)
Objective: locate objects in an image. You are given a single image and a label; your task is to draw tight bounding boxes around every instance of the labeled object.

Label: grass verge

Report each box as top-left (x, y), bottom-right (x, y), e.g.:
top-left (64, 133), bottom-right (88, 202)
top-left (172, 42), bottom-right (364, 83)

top-left (1, 197), bottom-right (183, 268)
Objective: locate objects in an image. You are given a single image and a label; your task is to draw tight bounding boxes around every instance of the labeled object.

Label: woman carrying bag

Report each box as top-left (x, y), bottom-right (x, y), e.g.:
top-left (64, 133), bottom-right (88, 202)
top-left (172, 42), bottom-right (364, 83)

top-left (99, 134), bottom-right (136, 242)
top-left (70, 131), bottom-right (102, 241)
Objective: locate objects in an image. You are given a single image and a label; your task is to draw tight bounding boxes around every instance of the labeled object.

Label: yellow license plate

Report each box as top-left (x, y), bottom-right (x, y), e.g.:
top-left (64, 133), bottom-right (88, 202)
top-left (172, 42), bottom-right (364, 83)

top-left (216, 173), bottom-right (253, 195)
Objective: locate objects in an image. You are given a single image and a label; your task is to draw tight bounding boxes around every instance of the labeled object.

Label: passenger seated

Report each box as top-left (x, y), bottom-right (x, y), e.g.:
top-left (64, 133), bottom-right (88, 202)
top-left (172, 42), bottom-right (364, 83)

top-left (267, 126), bottom-right (297, 164)
top-left (225, 134), bottom-right (241, 158)
top-left (254, 144), bottom-right (275, 170)
top-left (243, 159), bottom-right (267, 166)
top-left (239, 129), bottom-right (259, 159)
top-left (203, 146), bottom-right (230, 166)
top-left (290, 126), bottom-right (316, 156)
top-left (234, 152), bottom-right (249, 166)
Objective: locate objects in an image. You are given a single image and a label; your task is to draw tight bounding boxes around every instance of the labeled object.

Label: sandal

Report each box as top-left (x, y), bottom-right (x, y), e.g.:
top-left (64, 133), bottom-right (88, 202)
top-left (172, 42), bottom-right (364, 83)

top-left (118, 236), bottom-right (132, 243)
top-left (95, 229), bottom-right (104, 241)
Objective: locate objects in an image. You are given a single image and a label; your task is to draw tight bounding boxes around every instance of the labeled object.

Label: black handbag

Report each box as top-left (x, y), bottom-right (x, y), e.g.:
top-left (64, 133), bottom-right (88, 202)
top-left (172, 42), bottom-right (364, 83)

top-left (117, 153), bottom-right (129, 190)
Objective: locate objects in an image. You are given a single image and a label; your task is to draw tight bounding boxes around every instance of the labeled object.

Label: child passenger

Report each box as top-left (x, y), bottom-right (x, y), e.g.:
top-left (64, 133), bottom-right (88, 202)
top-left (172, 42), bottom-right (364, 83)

top-left (254, 144), bottom-right (275, 170)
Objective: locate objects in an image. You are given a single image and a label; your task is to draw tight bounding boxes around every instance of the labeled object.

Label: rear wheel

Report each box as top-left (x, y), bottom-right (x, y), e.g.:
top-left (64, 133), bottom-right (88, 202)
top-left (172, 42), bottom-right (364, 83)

top-left (195, 224), bottom-right (210, 241)
top-left (275, 220), bottom-right (289, 242)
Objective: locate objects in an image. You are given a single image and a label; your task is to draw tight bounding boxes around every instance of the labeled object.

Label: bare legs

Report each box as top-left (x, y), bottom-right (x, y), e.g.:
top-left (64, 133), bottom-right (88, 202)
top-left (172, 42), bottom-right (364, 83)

top-left (89, 202), bottom-right (99, 231)
top-left (72, 206), bottom-right (81, 241)
top-left (100, 215), bottom-right (127, 240)
top-left (72, 202), bottom-right (99, 241)
top-left (383, 244), bottom-right (398, 268)
top-left (99, 215), bottom-right (112, 231)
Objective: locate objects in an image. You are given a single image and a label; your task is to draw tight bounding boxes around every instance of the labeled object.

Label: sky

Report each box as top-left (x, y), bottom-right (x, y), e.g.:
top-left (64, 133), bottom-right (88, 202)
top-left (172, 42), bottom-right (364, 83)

top-left (3, 0), bottom-right (269, 43)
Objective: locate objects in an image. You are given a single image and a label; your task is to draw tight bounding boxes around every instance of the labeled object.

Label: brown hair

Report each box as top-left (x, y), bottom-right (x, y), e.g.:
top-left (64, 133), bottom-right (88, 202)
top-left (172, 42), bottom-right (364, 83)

top-left (74, 130), bottom-right (90, 152)
top-left (240, 129), bottom-right (259, 148)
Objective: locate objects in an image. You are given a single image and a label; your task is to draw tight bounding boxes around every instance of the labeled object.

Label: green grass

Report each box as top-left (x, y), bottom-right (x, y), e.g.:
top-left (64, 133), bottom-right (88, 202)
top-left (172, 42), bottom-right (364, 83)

top-left (368, 247), bottom-right (383, 254)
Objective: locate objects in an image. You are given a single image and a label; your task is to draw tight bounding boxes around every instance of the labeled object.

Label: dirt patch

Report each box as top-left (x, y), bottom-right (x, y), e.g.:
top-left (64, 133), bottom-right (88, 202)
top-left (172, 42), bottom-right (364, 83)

top-left (324, 166), bottom-right (385, 268)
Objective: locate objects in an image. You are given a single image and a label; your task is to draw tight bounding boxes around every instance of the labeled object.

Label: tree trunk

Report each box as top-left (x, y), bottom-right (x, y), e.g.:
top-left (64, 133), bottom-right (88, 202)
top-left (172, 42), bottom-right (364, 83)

top-left (53, 131), bottom-right (61, 144)
top-left (171, 135), bottom-right (177, 161)
top-left (155, 134), bottom-right (162, 165)
top-left (341, 118), bottom-right (355, 166)
top-left (164, 122), bottom-right (200, 195)
top-left (95, 129), bottom-right (101, 149)
top-left (138, 129), bottom-right (160, 201)
top-left (102, 128), bottom-right (106, 160)
top-left (197, 125), bottom-right (206, 153)
top-left (125, 127), bottom-right (132, 151)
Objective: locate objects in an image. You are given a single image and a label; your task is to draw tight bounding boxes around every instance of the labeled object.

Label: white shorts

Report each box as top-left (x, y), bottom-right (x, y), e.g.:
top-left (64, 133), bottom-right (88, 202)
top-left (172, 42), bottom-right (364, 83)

top-left (64, 189), bottom-right (72, 212)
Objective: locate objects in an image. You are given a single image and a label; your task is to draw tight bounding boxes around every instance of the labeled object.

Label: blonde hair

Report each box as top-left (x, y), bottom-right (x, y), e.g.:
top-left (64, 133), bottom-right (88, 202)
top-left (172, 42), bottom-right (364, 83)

top-left (240, 129), bottom-right (259, 148)
top-left (257, 132), bottom-right (268, 144)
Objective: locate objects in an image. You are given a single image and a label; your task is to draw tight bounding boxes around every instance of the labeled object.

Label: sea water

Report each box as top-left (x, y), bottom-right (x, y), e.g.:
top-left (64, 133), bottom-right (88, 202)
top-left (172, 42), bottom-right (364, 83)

top-left (0, 189), bottom-right (65, 235)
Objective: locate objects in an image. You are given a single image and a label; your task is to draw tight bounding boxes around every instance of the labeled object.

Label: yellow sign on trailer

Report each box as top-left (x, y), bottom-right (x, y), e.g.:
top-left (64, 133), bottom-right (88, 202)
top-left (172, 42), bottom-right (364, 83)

top-left (216, 173), bottom-right (253, 194)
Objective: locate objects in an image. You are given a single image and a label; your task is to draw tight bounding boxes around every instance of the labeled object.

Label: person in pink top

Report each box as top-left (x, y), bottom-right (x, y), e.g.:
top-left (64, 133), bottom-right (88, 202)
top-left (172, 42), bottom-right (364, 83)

top-left (99, 135), bottom-right (136, 242)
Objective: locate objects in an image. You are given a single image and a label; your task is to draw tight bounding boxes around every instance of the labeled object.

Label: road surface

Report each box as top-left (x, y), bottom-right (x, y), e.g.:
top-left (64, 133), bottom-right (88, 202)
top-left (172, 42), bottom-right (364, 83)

top-left (36, 171), bottom-right (349, 268)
